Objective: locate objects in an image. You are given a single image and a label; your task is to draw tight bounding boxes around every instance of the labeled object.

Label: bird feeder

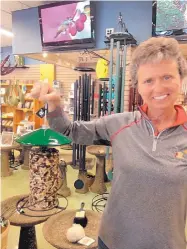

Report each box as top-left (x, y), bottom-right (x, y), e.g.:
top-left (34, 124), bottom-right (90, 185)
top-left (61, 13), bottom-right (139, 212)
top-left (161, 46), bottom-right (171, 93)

top-left (16, 126), bottom-right (72, 211)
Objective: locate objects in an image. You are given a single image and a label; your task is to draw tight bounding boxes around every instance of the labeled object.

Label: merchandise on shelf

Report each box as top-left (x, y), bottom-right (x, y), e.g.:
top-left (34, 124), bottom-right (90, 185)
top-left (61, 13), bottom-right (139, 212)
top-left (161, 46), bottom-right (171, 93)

top-left (0, 88), bottom-right (6, 94)
top-left (2, 112), bottom-right (14, 118)
top-left (1, 78), bottom-right (43, 133)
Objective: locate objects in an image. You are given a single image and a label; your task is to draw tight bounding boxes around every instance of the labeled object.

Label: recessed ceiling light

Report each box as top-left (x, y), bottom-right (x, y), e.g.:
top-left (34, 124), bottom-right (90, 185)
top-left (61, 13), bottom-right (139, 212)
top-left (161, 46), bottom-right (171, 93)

top-left (42, 52), bottom-right (48, 58)
top-left (0, 28), bottom-right (14, 37)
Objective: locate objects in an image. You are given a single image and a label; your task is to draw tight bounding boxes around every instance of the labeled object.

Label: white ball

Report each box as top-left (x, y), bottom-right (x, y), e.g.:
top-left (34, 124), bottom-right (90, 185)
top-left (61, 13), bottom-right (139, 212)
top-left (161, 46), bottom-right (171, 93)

top-left (66, 224), bottom-right (85, 243)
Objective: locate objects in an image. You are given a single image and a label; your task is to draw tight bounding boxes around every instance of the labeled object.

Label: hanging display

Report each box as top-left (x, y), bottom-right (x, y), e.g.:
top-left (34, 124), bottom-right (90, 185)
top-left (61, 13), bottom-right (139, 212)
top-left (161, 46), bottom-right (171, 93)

top-left (72, 73), bottom-right (95, 194)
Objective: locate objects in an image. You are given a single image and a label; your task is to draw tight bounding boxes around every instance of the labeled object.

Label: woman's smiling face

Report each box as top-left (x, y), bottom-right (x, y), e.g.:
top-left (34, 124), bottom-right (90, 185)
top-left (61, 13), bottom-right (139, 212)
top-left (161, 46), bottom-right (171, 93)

top-left (137, 59), bottom-right (182, 110)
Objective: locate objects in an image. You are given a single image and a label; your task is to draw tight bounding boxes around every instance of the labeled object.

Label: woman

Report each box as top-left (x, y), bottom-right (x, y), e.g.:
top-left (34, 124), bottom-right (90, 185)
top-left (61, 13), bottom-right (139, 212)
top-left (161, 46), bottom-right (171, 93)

top-left (30, 37), bottom-right (187, 249)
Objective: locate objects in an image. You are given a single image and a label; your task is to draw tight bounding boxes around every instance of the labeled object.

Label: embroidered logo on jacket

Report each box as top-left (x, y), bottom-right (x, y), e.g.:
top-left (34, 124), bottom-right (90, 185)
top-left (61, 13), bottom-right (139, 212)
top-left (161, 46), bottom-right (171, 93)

top-left (175, 150), bottom-right (187, 159)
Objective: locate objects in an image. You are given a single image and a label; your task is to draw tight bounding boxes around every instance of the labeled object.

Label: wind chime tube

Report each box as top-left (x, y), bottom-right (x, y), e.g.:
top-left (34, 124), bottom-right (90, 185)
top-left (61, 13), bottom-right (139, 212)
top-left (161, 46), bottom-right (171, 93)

top-left (102, 82), bottom-right (106, 116)
top-left (82, 74), bottom-right (88, 171)
top-left (80, 74), bottom-right (86, 171)
top-left (91, 80), bottom-right (95, 115)
top-left (84, 74), bottom-right (88, 121)
top-left (108, 38), bottom-right (114, 115)
top-left (106, 37), bottom-right (114, 162)
top-left (78, 76), bottom-right (81, 121)
top-left (120, 43), bottom-right (127, 112)
top-left (73, 80), bottom-right (78, 167)
top-left (77, 77), bottom-right (81, 161)
top-left (74, 80), bottom-right (78, 120)
top-left (75, 80), bottom-right (79, 164)
top-left (114, 41), bottom-right (121, 113)
top-left (82, 74), bottom-right (86, 170)
top-left (81, 75), bottom-right (84, 120)
top-left (133, 87), bottom-right (136, 112)
top-left (98, 84), bottom-right (102, 118)
top-left (88, 74), bottom-right (91, 121)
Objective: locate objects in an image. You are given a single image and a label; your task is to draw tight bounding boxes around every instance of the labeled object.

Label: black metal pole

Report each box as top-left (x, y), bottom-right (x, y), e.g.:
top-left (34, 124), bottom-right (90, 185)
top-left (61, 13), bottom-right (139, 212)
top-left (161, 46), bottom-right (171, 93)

top-left (18, 226), bottom-right (37, 249)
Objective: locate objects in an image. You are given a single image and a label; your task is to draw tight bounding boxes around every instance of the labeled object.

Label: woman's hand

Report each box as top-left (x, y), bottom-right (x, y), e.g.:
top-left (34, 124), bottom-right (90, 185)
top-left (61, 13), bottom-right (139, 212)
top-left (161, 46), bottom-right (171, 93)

top-left (30, 82), bottom-right (61, 112)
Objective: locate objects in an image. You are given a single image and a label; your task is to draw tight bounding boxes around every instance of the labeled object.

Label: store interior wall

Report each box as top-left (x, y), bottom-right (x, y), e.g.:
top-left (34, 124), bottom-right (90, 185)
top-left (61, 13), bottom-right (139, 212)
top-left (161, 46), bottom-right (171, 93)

top-left (1, 1), bottom-right (152, 111)
top-left (0, 46), bottom-right (43, 64)
top-left (1, 1), bottom-right (152, 62)
top-left (11, 1), bottom-right (152, 55)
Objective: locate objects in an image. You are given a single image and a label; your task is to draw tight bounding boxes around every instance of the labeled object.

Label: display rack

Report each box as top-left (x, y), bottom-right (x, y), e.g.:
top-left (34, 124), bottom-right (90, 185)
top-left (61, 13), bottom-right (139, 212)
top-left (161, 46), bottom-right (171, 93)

top-left (1, 81), bottom-right (43, 133)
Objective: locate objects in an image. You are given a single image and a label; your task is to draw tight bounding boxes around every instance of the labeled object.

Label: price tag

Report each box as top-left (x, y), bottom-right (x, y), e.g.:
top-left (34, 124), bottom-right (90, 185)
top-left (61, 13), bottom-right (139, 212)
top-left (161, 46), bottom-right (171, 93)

top-left (78, 236), bottom-right (95, 246)
top-left (36, 107), bottom-right (46, 118)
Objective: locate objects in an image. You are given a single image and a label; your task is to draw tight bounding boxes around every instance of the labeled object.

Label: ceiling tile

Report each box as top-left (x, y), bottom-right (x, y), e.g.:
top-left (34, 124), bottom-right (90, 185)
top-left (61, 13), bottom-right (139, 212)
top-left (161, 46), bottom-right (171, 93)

top-left (0, 1), bottom-right (62, 47)
top-left (1, 1), bottom-right (23, 13)
top-left (1, 11), bottom-right (12, 30)
top-left (0, 34), bottom-right (13, 47)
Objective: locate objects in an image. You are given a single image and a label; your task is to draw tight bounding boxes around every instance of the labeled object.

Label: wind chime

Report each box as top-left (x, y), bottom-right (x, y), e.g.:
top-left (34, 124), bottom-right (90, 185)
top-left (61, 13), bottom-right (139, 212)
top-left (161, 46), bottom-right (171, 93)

top-left (107, 12), bottom-right (136, 114)
top-left (91, 12), bottom-right (137, 209)
top-left (72, 73), bottom-right (96, 194)
top-left (107, 12), bottom-right (137, 167)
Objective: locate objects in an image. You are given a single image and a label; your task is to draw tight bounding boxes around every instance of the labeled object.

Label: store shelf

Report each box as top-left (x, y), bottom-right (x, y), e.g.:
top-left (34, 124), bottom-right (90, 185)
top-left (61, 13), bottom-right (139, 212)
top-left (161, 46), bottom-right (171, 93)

top-left (1, 83), bottom-right (33, 86)
top-left (16, 108), bottom-right (33, 112)
top-left (2, 117), bottom-right (14, 119)
top-left (0, 65), bottom-right (46, 132)
top-left (23, 84), bottom-right (33, 87)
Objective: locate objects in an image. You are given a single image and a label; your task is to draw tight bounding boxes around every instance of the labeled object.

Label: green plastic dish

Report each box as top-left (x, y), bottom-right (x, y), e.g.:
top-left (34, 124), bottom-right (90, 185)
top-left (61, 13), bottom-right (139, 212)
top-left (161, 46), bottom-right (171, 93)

top-left (16, 128), bottom-right (72, 146)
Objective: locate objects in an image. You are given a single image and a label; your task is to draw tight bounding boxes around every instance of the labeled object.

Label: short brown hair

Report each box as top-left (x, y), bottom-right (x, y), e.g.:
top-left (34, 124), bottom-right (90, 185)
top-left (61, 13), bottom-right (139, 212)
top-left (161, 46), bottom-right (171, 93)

top-left (130, 37), bottom-right (187, 87)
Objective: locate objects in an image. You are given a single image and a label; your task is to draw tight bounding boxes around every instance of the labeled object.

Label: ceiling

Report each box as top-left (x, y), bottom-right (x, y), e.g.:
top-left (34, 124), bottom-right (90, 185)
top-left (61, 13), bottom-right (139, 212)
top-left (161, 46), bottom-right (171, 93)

top-left (0, 1), bottom-right (54, 47)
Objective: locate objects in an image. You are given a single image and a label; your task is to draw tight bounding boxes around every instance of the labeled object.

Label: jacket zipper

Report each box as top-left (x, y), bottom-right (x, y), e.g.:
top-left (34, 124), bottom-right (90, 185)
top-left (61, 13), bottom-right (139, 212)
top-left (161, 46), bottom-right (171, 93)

top-left (147, 121), bottom-right (167, 152)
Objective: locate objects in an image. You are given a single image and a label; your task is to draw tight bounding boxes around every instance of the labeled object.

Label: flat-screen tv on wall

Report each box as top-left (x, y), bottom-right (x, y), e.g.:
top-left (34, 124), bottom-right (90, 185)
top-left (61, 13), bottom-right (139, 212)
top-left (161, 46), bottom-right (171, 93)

top-left (38, 1), bottom-right (95, 51)
top-left (152, 0), bottom-right (187, 41)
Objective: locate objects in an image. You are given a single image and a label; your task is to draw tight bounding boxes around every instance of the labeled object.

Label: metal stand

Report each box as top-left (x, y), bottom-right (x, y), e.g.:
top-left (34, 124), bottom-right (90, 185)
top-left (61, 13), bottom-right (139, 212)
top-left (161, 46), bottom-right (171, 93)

top-left (18, 226), bottom-right (37, 249)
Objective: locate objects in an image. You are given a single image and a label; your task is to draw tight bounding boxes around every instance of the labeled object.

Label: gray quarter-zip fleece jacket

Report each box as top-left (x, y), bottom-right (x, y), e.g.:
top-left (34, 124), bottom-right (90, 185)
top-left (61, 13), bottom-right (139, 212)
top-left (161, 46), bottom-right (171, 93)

top-left (47, 105), bottom-right (187, 249)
